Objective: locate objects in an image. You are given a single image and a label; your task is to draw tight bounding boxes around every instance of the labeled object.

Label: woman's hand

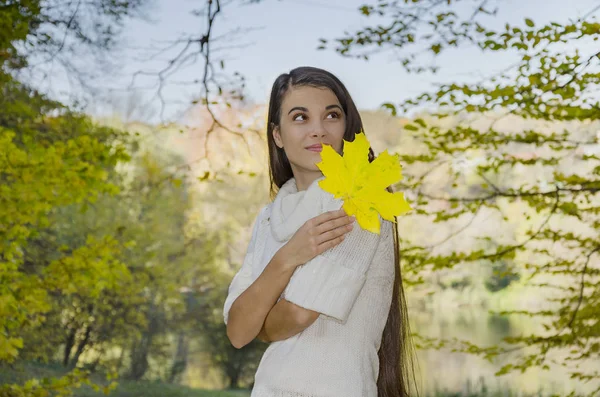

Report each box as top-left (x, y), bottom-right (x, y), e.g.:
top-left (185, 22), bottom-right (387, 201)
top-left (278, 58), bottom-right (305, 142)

top-left (276, 209), bottom-right (355, 270)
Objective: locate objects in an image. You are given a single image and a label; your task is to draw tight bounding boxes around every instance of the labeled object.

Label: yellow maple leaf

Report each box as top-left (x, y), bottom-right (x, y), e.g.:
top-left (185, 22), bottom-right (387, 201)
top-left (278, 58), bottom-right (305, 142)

top-left (316, 131), bottom-right (412, 234)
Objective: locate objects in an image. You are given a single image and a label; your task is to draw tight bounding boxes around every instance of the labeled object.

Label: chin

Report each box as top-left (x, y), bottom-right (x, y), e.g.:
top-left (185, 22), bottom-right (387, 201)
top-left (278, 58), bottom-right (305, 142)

top-left (300, 164), bottom-right (322, 173)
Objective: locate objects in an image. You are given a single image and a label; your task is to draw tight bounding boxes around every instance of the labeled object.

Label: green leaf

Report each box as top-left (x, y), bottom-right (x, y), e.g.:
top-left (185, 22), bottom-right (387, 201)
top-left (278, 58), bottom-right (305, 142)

top-left (381, 102), bottom-right (397, 116)
top-left (414, 118), bottom-right (427, 128)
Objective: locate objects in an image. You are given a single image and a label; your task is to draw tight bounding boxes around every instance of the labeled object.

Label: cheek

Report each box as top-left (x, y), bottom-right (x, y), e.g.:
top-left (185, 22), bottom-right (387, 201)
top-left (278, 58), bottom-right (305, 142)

top-left (282, 127), bottom-right (303, 147)
top-left (333, 123), bottom-right (346, 151)
top-left (279, 127), bottom-right (305, 157)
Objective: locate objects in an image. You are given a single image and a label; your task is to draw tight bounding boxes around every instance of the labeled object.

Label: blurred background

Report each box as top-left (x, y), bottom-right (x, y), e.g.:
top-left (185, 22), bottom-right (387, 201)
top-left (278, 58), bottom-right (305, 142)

top-left (1, 1), bottom-right (599, 396)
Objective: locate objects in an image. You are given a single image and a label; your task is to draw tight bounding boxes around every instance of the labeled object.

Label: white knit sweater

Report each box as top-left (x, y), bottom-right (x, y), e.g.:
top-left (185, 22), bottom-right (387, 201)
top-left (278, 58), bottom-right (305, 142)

top-left (223, 176), bottom-right (395, 397)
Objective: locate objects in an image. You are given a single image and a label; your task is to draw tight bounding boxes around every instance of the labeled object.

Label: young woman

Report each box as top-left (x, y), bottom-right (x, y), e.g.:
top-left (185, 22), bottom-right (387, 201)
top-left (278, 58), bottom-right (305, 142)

top-left (223, 66), bottom-right (417, 397)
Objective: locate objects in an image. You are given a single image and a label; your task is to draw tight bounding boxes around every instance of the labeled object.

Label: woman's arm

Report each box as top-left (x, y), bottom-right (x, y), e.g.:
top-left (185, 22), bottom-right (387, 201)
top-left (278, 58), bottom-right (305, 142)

top-left (281, 218), bottom-right (389, 323)
top-left (226, 251), bottom-right (296, 349)
top-left (256, 299), bottom-right (319, 343)
top-left (226, 208), bottom-right (352, 348)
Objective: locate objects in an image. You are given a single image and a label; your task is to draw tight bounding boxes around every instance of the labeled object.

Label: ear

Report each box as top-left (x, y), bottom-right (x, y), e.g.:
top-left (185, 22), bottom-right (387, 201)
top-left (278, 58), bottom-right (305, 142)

top-left (272, 124), bottom-right (283, 149)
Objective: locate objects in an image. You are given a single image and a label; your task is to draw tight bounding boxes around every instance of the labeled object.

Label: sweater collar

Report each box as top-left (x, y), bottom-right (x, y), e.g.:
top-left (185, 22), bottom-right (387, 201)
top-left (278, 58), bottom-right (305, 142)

top-left (270, 176), bottom-right (327, 242)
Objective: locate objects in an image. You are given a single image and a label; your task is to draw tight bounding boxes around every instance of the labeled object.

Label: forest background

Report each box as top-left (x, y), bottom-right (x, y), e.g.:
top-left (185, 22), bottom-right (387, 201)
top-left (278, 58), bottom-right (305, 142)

top-left (1, 1), bottom-right (599, 396)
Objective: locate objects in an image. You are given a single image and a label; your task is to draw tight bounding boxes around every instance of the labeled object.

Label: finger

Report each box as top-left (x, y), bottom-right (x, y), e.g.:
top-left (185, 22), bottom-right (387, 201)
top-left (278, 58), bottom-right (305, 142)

top-left (314, 209), bottom-right (347, 226)
top-left (316, 214), bottom-right (354, 235)
top-left (316, 222), bottom-right (353, 245)
top-left (317, 234), bottom-right (346, 255)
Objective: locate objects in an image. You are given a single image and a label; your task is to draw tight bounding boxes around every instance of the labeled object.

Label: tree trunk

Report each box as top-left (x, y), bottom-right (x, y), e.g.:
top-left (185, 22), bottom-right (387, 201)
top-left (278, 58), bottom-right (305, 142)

top-left (128, 331), bottom-right (152, 381)
top-left (128, 297), bottom-right (160, 380)
top-left (63, 328), bottom-right (76, 367)
top-left (70, 324), bottom-right (92, 368)
top-left (167, 332), bottom-right (189, 384)
top-left (225, 360), bottom-right (243, 389)
top-left (228, 372), bottom-right (240, 390)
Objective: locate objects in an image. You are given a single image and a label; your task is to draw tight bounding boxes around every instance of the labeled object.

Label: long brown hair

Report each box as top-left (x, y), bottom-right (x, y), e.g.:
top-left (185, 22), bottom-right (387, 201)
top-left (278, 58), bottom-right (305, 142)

top-left (265, 66), bottom-right (418, 397)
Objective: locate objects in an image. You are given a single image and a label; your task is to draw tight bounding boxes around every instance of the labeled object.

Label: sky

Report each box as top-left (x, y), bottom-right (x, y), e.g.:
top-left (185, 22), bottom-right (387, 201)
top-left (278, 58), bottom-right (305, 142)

top-left (35, 0), bottom-right (599, 123)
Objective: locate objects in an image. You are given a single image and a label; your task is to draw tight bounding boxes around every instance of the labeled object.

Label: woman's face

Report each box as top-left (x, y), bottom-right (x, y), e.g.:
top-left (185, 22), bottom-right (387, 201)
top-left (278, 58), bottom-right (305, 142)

top-left (273, 85), bottom-right (346, 175)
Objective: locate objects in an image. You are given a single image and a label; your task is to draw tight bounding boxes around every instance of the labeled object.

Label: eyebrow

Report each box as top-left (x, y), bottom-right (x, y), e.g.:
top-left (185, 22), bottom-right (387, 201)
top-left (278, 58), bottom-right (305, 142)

top-left (287, 104), bottom-right (343, 115)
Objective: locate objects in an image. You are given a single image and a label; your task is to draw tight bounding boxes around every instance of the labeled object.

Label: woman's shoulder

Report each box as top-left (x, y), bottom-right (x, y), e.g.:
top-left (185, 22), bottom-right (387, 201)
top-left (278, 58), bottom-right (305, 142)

top-left (248, 203), bottom-right (273, 244)
top-left (256, 202), bottom-right (273, 223)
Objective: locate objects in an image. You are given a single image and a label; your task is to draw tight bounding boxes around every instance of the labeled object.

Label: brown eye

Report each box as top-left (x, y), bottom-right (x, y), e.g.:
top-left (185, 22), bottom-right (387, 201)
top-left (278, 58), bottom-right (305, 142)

top-left (327, 111), bottom-right (341, 119)
top-left (293, 113), bottom-right (307, 121)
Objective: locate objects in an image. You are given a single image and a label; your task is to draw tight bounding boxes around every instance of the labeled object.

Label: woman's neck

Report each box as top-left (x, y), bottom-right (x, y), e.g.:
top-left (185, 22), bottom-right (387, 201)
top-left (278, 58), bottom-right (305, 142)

top-left (293, 171), bottom-right (324, 192)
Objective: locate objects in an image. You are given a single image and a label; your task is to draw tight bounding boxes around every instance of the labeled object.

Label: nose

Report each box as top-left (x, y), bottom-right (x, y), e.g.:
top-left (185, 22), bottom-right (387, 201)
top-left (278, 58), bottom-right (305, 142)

top-left (310, 119), bottom-right (327, 138)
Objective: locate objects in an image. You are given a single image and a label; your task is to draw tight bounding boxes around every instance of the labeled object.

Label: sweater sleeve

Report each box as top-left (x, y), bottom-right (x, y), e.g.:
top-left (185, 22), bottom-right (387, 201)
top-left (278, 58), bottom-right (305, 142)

top-left (222, 206), bottom-right (265, 326)
top-left (282, 215), bottom-right (391, 323)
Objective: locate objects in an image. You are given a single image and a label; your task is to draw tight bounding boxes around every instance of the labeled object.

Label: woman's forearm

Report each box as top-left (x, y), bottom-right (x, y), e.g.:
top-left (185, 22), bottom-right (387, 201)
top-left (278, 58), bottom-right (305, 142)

top-left (226, 252), bottom-right (296, 349)
top-left (257, 299), bottom-right (320, 343)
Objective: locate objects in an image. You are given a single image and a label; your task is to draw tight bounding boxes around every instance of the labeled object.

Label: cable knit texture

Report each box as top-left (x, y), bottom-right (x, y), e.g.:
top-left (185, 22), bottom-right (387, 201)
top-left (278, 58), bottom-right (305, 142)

top-left (223, 177), bottom-right (395, 397)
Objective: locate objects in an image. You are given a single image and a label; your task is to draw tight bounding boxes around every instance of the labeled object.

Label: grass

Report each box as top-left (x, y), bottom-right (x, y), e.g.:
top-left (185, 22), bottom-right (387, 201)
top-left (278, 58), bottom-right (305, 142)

top-left (76, 383), bottom-right (251, 397)
top-left (428, 388), bottom-right (547, 397)
top-left (0, 361), bottom-right (563, 397)
top-left (425, 376), bottom-right (559, 397)
top-left (0, 361), bottom-right (250, 397)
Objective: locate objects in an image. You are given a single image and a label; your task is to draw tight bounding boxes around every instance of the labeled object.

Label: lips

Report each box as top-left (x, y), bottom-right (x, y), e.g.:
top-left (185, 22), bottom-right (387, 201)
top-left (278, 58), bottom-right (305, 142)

top-left (306, 144), bottom-right (323, 152)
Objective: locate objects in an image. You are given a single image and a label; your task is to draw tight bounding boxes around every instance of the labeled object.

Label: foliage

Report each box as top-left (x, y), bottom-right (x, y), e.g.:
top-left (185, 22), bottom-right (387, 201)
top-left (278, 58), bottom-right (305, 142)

top-left (0, 361), bottom-right (249, 397)
top-left (0, 77), bottom-right (129, 396)
top-left (1, 0), bottom-right (149, 91)
top-left (320, 1), bottom-right (600, 394)
top-left (1, 0), bottom-right (275, 394)
top-left (0, 360), bottom-right (571, 396)
top-left (188, 276), bottom-right (267, 389)
top-left (186, 172), bottom-right (272, 389)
